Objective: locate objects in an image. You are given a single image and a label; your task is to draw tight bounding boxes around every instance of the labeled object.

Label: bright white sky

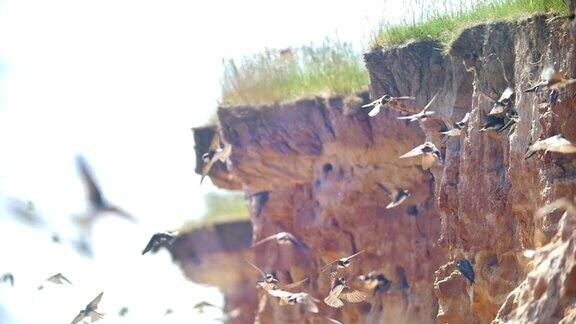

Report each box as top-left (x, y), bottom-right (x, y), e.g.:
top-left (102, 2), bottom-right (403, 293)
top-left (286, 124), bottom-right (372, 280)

top-left (0, 0), bottom-right (409, 323)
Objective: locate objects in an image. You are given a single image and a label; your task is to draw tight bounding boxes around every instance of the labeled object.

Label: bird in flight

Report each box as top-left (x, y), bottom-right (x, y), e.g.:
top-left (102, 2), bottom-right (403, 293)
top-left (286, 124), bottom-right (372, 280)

top-left (142, 231), bottom-right (179, 255)
top-left (320, 250), bottom-right (365, 278)
top-left (386, 188), bottom-right (410, 209)
top-left (524, 134), bottom-right (576, 159)
top-left (193, 301), bottom-right (219, 313)
top-left (70, 292), bottom-right (104, 324)
top-left (362, 94), bottom-right (415, 117)
top-left (246, 260), bottom-right (280, 290)
top-left (524, 66), bottom-right (576, 93)
top-left (118, 307), bottom-right (129, 317)
top-left (266, 289), bottom-right (319, 313)
top-left (324, 277), bottom-right (368, 308)
top-left (358, 272), bottom-right (392, 295)
top-left (488, 87), bottom-right (514, 116)
top-left (1, 273), bottom-right (14, 287)
top-left (396, 90), bottom-right (439, 122)
top-left (200, 132), bottom-right (232, 184)
top-left (252, 232), bottom-right (307, 252)
top-left (440, 113), bottom-right (471, 137)
top-left (399, 142), bottom-right (442, 170)
top-left (38, 273), bottom-right (73, 290)
top-left (75, 155), bottom-right (136, 228)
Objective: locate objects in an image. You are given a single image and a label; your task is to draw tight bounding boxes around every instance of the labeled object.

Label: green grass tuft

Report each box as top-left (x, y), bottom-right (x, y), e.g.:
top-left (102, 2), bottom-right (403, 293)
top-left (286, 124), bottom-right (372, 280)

top-left (220, 38), bottom-right (369, 106)
top-left (372, 0), bottom-right (567, 49)
top-left (198, 192), bottom-right (249, 224)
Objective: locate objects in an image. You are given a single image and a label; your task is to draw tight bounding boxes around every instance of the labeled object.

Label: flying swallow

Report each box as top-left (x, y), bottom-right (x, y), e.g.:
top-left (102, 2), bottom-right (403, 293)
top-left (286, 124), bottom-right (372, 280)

top-left (524, 67), bottom-right (576, 93)
top-left (38, 273), bottom-right (73, 290)
top-left (324, 277), bottom-right (368, 308)
top-left (397, 90), bottom-right (439, 122)
top-left (386, 189), bottom-right (410, 209)
top-left (193, 301), bottom-right (219, 313)
top-left (479, 114), bottom-right (506, 132)
top-left (246, 260), bottom-right (279, 290)
top-left (441, 113), bottom-right (471, 137)
top-left (164, 309), bottom-right (173, 316)
top-left (200, 132), bottom-right (232, 184)
top-left (252, 232), bottom-right (307, 251)
top-left (267, 289), bottom-right (320, 313)
top-left (524, 134), bottom-right (576, 159)
top-left (75, 155), bottom-right (136, 225)
top-left (399, 142), bottom-right (442, 170)
top-left (142, 231), bottom-right (178, 255)
top-left (320, 250), bottom-right (365, 278)
top-left (8, 199), bottom-right (44, 227)
top-left (488, 87), bottom-right (514, 115)
top-left (358, 272), bottom-right (392, 295)
top-left (70, 292), bottom-right (104, 324)
top-left (362, 94), bottom-right (415, 117)
top-left (1, 273), bottom-right (14, 287)
top-left (118, 307), bottom-right (129, 317)
top-left (456, 259), bottom-right (475, 284)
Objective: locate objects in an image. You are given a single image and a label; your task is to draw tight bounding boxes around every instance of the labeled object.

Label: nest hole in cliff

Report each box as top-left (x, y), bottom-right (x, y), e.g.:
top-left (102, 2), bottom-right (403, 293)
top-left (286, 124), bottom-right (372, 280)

top-left (323, 163), bottom-right (333, 174)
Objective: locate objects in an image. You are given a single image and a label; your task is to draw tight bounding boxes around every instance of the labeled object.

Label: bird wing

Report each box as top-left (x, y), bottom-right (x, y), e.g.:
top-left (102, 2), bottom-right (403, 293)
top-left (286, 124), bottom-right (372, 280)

top-left (362, 97), bottom-right (381, 108)
top-left (396, 113), bottom-right (419, 120)
top-left (393, 96), bottom-right (416, 101)
top-left (367, 103), bottom-right (382, 117)
top-left (142, 233), bottom-right (164, 255)
top-left (200, 157), bottom-right (217, 184)
top-left (89, 311), bottom-right (104, 322)
top-left (340, 288), bottom-right (368, 303)
top-left (208, 132), bottom-right (222, 152)
top-left (498, 87), bottom-right (514, 102)
top-left (325, 317), bottom-right (344, 324)
top-left (70, 312), bottom-right (85, 324)
top-left (215, 143), bottom-right (232, 162)
top-left (345, 250), bottom-right (366, 261)
top-left (300, 295), bottom-right (319, 313)
top-left (319, 260), bottom-right (339, 274)
top-left (323, 285), bottom-right (345, 308)
top-left (86, 292), bottom-right (104, 311)
top-left (386, 191), bottom-right (407, 209)
top-left (459, 112), bottom-right (471, 125)
top-left (75, 155), bottom-right (104, 208)
top-left (266, 289), bottom-right (292, 299)
top-left (399, 144), bottom-right (426, 159)
top-left (59, 274), bottom-right (72, 285)
top-left (252, 234), bottom-right (278, 247)
top-left (541, 66), bottom-right (556, 82)
top-left (282, 277), bottom-right (309, 290)
top-left (422, 90), bottom-right (441, 113)
top-left (245, 260), bottom-right (267, 279)
top-left (107, 205), bottom-right (137, 222)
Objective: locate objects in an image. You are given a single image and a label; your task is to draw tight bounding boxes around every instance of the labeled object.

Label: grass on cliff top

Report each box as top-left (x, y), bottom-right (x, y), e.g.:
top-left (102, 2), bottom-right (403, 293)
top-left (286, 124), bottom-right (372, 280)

top-left (181, 192), bottom-right (249, 231)
top-left (372, 0), bottom-right (567, 48)
top-left (220, 38), bottom-right (369, 106)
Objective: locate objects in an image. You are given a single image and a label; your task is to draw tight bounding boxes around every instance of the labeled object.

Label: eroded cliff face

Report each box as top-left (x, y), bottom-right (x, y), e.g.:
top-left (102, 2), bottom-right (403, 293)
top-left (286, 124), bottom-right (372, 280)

top-left (178, 14), bottom-right (576, 324)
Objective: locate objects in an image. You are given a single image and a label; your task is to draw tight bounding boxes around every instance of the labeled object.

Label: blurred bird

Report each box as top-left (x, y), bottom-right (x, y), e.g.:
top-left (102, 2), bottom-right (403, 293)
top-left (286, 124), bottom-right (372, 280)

top-left (440, 113), bottom-right (471, 137)
top-left (362, 94), bottom-right (415, 117)
top-left (324, 277), bottom-right (368, 308)
top-left (246, 260), bottom-right (280, 290)
top-left (524, 134), bottom-right (576, 159)
top-left (488, 87), bottom-right (514, 116)
top-left (142, 231), bottom-right (178, 255)
top-left (200, 132), bottom-right (232, 184)
top-left (397, 90), bottom-right (439, 122)
top-left (1, 273), bottom-right (14, 287)
top-left (267, 289), bottom-right (319, 313)
top-left (387, 189), bottom-right (410, 209)
top-left (325, 318), bottom-right (344, 324)
top-left (479, 114), bottom-right (506, 132)
top-left (7, 199), bottom-right (44, 227)
top-left (118, 307), bottom-right (129, 317)
top-left (70, 292), bottom-right (104, 324)
top-left (358, 272), bottom-right (392, 295)
top-left (193, 301), bottom-right (219, 313)
top-left (456, 259), bottom-right (475, 284)
top-left (164, 309), bottom-right (173, 316)
top-left (320, 250), bottom-right (365, 278)
top-left (252, 231), bottom-right (308, 252)
top-left (51, 233), bottom-right (62, 244)
top-left (524, 66), bottom-right (576, 94)
top-left (38, 273), bottom-right (73, 290)
top-left (75, 155), bottom-right (136, 228)
top-left (399, 142), bottom-right (442, 170)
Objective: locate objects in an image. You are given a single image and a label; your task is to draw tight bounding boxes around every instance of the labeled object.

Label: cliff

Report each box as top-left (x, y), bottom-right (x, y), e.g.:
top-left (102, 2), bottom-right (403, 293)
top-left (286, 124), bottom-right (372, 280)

top-left (175, 14), bottom-right (576, 324)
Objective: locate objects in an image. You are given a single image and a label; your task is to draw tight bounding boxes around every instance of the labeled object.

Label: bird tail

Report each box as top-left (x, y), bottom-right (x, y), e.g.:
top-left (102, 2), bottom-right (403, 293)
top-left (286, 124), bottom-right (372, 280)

top-left (90, 311), bottom-right (104, 322)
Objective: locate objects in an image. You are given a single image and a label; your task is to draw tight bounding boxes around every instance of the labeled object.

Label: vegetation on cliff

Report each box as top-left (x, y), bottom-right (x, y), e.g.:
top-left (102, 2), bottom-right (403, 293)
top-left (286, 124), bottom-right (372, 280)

top-left (220, 38), bottom-right (368, 106)
top-left (372, 0), bottom-right (566, 48)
